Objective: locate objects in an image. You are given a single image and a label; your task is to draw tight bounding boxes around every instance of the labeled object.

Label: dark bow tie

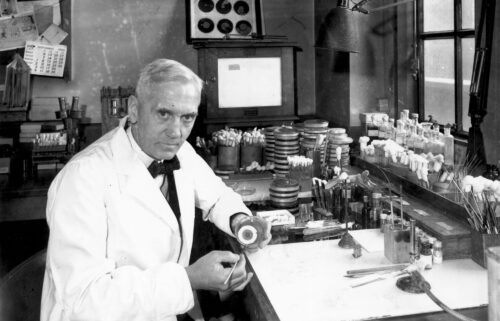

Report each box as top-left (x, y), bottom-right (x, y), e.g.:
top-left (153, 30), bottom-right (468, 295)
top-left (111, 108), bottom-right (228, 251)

top-left (147, 156), bottom-right (180, 178)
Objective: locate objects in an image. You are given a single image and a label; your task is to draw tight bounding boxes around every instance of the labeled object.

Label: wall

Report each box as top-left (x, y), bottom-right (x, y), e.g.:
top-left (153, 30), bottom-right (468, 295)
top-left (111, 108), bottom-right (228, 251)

top-left (29, 0), bottom-right (315, 125)
top-left (31, 0), bottom-right (196, 124)
top-left (314, 0), bottom-right (400, 137)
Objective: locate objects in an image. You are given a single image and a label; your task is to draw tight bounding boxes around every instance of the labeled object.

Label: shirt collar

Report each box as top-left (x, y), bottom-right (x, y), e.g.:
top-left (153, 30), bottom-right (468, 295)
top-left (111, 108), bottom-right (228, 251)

top-left (126, 126), bottom-right (155, 167)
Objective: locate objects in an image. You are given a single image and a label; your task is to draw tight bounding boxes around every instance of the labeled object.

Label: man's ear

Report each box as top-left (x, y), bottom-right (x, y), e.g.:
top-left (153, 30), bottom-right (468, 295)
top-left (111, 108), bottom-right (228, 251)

top-left (128, 95), bottom-right (139, 123)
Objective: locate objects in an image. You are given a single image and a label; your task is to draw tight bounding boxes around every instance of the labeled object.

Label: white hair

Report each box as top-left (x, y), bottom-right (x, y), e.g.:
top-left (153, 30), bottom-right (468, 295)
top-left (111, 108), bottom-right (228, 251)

top-left (135, 59), bottom-right (203, 102)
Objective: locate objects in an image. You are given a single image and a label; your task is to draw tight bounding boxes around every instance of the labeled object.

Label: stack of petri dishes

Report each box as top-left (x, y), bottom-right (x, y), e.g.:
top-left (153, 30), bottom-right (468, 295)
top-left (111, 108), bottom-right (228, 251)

top-left (273, 127), bottom-right (300, 176)
top-left (301, 119), bottom-right (329, 159)
top-left (327, 128), bottom-right (353, 168)
top-left (269, 178), bottom-right (300, 214)
top-left (292, 122), bottom-right (305, 151)
top-left (263, 126), bottom-right (279, 165)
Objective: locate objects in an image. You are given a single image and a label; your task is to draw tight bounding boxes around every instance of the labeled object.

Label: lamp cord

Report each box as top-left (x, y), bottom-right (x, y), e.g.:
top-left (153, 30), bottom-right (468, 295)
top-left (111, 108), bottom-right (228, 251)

top-left (411, 271), bottom-right (478, 321)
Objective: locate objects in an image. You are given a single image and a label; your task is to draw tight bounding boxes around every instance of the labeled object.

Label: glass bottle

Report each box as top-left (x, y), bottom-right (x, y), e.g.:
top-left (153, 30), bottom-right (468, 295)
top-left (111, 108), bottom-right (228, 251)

top-left (443, 126), bottom-right (454, 167)
top-left (388, 118), bottom-right (395, 140)
top-left (414, 126), bottom-right (424, 154)
top-left (406, 124), bottom-right (416, 151)
top-left (370, 192), bottom-right (382, 228)
top-left (395, 119), bottom-right (406, 146)
top-left (361, 195), bottom-right (370, 229)
top-left (411, 113), bottom-right (419, 126)
top-left (378, 116), bottom-right (388, 140)
top-left (419, 238), bottom-right (433, 270)
top-left (366, 115), bottom-right (379, 141)
top-left (433, 240), bottom-right (443, 264)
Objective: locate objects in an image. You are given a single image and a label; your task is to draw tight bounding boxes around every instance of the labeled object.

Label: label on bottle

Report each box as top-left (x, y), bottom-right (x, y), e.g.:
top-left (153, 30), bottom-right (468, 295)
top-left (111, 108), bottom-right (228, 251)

top-left (368, 129), bottom-right (379, 137)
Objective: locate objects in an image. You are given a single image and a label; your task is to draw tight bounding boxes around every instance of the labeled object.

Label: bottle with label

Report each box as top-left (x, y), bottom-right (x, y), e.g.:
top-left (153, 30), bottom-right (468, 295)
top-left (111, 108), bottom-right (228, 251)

top-left (443, 125), bottom-right (454, 167)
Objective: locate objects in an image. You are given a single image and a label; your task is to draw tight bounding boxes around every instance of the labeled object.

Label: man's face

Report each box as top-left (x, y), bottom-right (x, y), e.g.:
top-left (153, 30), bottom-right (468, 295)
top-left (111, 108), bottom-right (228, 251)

top-left (130, 81), bottom-right (200, 160)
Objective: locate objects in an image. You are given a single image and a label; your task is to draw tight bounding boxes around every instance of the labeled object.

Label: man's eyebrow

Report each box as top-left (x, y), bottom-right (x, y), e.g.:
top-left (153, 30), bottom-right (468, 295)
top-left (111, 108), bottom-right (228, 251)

top-left (182, 112), bottom-right (198, 117)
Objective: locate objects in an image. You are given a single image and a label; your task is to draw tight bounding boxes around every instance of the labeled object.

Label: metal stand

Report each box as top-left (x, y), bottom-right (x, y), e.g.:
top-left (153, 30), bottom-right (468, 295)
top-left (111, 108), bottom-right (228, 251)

top-left (338, 180), bottom-right (355, 249)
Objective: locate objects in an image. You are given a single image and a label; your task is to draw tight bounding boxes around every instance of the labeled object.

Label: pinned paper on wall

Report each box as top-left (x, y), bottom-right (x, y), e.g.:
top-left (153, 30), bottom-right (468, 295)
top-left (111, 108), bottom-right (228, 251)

top-left (0, 13), bottom-right (38, 51)
top-left (38, 23), bottom-right (67, 44)
top-left (24, 41), bottom-right (66, 77)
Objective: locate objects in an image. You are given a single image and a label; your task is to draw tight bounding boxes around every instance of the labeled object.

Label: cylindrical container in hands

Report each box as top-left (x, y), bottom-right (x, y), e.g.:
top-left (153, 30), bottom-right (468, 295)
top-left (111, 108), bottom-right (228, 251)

top-left (234, 216), bottom-right (266, 247)
top-left (218, 145), bottom-right (240, 171)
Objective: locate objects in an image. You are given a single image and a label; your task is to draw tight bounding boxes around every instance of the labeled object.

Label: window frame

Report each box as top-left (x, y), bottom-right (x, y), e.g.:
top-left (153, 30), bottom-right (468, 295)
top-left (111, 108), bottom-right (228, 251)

top-left (416, 0), bottom-right (475, 136)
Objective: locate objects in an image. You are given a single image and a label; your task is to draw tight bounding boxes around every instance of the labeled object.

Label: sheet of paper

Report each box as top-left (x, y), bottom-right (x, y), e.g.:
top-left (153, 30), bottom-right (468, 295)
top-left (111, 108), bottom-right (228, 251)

top-left (0, 14), bottom-right (38, 51)
top-left (38, 23), bottom-right (67, 44)
top-left (24, 41), bottom-right (66, 77)
top-left (350, 229), bottom-right (385, 252)
top-left (218, 57), bottom-right (282, 108)
top-left (17, 0), bottom-right (61, 25)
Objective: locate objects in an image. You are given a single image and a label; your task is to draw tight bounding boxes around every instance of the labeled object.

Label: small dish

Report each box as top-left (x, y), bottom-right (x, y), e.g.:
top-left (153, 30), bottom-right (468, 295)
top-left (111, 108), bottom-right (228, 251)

top-left (236, 186), bottom-right (256, 196)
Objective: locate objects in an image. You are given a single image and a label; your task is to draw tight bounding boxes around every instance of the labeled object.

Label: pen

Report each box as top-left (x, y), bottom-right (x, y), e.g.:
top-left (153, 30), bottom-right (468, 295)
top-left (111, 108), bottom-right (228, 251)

top-left (223, 256), bottom-right (240, 285)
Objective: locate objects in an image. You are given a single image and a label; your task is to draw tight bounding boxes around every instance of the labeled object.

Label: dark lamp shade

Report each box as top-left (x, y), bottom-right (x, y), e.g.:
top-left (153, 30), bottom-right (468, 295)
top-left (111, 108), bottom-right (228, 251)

top-left (316, 5), bottom-right (360, 53)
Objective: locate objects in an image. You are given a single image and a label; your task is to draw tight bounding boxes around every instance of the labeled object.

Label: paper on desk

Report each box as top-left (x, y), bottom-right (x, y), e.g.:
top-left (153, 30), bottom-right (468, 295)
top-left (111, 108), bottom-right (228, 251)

top-left (350, 229), bottom-right (384, 252)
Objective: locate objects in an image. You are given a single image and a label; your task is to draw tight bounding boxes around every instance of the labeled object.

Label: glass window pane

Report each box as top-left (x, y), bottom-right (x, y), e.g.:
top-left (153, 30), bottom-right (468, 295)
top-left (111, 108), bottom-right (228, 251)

top-left (462, 38), bottom-right (474, 131)
top-left (462, 0), bottom-right (475, 29)
top-left (424, 39), bottom-right (455, 125)
top-left (423, 0), bottom-right (454, 32)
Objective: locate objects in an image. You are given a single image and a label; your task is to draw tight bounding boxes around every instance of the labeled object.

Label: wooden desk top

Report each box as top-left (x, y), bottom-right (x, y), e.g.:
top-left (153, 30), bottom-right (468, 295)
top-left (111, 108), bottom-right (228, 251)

top-left (246, 233), bottom-right (488, 321)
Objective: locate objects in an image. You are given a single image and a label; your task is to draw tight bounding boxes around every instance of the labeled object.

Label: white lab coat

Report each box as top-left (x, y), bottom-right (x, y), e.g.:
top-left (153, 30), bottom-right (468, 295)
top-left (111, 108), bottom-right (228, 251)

top-left (41, 118), bottom-right (251, 321)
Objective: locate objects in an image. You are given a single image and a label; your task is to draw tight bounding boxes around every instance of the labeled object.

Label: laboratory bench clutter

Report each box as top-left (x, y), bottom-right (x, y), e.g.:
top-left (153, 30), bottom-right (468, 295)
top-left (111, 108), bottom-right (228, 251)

top-left (196, 116), bottom-right (499, 321)
top-left (1, 114), bottom-right (499, 320)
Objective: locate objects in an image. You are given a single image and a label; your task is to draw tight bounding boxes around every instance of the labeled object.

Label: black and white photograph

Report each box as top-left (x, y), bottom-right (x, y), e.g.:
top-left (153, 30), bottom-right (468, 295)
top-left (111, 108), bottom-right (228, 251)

top-left (0, 0), bottom-right (499, 320)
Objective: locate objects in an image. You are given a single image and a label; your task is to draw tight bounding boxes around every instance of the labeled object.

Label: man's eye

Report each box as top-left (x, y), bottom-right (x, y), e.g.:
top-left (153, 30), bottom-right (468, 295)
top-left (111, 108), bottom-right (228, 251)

top-left (158, 110), bottom-right (170, 118)
top-left (182, 114), bottom-right (197, 122)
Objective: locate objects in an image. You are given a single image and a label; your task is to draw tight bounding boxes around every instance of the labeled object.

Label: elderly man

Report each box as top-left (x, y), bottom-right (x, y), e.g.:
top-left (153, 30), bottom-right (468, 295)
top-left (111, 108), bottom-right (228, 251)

top-left (41, 59), bottom-right (271, 321)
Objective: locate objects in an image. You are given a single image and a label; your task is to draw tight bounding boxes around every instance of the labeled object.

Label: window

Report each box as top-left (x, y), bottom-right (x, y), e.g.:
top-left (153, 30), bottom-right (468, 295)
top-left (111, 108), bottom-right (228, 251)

top-left (418, 0), bottom-right (475, 133)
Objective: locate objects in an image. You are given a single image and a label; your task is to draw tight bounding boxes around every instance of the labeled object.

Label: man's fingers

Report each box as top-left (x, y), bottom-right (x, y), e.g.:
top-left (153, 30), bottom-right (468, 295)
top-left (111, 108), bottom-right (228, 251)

top-left (230, 272), bottom-right (253, 291)
top-left (216, 250), bottom-right (240, 265)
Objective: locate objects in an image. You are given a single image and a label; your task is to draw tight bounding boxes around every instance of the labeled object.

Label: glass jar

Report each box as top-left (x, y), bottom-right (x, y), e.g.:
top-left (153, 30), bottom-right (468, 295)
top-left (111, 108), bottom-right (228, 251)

top-left (433, 240), bottom-right (443, 264)
top-left (420, 238), bottom-right (433, 270)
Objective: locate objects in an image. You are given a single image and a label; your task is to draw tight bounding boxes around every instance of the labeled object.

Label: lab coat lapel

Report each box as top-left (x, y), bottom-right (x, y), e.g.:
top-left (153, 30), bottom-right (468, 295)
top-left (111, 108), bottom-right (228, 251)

top-left (109, 121), bottom-right (181, 234)
top-left (174, 167), bottom-right (195, 264)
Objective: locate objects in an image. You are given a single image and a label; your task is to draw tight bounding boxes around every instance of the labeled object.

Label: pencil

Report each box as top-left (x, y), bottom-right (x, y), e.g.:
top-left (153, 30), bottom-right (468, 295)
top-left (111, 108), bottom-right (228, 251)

top-left (223, 257), bottom-right (240, 285)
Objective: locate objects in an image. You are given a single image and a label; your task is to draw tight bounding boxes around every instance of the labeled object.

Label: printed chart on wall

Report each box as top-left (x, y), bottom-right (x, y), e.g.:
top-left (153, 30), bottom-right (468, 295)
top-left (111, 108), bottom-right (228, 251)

top-left (23, 41), bottom-right (67, 77)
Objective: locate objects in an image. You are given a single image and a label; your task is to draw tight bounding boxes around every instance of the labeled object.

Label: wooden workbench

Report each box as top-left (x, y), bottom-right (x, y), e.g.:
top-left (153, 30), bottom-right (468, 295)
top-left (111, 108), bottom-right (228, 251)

top-left (241, 231), bottom-right (489, 321)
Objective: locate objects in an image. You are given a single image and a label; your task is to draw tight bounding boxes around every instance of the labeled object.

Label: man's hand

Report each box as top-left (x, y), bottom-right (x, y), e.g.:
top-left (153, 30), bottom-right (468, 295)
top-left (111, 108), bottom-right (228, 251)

top-left (185, 251), bottom-right (252, 292)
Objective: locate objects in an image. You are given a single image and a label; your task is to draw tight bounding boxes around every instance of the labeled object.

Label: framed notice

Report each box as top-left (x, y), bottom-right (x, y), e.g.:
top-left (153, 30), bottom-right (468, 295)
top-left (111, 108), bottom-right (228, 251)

top-left (23, 41), bottom-right (67, 77)
top-left (186, 0), bottom-right (264, 43)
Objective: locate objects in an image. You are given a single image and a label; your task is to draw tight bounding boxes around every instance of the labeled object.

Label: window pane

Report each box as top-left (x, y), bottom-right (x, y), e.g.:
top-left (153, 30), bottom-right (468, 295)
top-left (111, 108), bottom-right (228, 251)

top-left (462, 0), bottom-right (475, 29)
top-left (424, 39), bottom-right (455, 125)
top-left (423, 0), bottom-right (454, 32)
top-left (462, 38), bottom-right (474, 131)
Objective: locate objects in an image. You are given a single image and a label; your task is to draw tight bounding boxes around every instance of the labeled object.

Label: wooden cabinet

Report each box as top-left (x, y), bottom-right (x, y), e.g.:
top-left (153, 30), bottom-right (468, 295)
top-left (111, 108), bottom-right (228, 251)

top-left (194, 40), bottom-right (300, 134)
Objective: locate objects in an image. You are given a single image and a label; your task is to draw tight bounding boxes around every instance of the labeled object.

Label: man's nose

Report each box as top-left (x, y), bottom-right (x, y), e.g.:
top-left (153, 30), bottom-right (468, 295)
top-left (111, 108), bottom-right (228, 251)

top-left (166, 116), bottom-right (182, 138)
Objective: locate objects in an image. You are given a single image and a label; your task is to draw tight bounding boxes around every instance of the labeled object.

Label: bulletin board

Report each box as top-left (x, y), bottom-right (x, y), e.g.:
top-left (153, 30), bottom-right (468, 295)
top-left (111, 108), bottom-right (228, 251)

top-left (0, 0), bottom-right (71, 79)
